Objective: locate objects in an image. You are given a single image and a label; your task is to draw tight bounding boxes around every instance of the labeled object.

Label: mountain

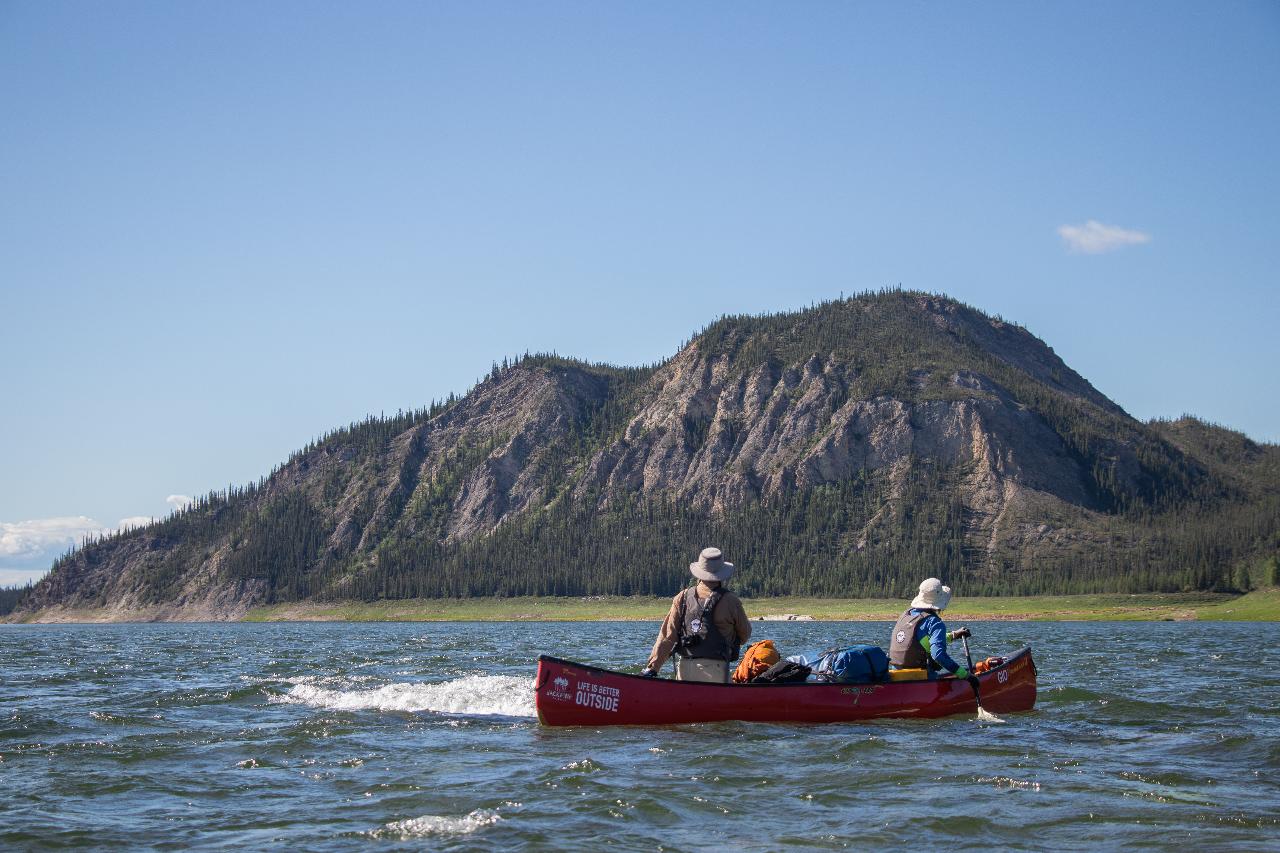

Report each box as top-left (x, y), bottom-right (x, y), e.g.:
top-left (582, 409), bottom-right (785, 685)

top-left (12, 291), bottom-right (1280, 621)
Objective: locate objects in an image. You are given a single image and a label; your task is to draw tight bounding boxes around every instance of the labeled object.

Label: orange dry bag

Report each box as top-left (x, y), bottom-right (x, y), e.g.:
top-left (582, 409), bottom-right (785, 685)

top-left (973, 656), bottom-right (1005, 675)
top-left (733, 640), bottom-right (781, 683)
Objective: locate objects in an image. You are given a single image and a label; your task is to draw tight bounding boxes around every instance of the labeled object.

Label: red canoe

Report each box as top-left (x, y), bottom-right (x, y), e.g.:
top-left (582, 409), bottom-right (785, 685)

top-left (535, 646), bottom-right (1036, 726)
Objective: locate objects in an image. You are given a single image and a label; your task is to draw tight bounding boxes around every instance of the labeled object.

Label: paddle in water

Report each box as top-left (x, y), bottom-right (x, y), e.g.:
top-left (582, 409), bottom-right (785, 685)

top-left (960, 634), bottom-right (1006, 723)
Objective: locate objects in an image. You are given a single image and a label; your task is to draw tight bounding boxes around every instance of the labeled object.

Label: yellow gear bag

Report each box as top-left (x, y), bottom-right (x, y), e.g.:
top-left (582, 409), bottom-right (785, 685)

top-left (887, 668), bottom-right (928, 682)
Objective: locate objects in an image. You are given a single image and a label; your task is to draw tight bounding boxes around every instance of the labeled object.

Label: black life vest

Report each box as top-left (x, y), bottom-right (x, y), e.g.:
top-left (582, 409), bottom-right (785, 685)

top-left (888, 608), bottom-right (940, 669)
top-left (674, 587), bottom-right (736, 661)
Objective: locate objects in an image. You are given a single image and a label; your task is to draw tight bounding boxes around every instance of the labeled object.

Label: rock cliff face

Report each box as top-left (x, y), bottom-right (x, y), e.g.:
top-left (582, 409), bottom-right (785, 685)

top-left (575, 347), bottom-right (1095, 520)
top-left (14, 292), bottom-right (1277, 620)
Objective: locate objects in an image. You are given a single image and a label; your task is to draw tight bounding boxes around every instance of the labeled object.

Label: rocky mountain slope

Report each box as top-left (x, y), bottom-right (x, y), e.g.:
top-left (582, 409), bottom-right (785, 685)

top-left (13, 292), bottom-right (1279, 621)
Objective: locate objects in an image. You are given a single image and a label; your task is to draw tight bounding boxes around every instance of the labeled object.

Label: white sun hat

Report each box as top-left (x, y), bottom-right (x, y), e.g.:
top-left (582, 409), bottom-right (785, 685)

top-left (689, 547), bottom-right (736, 582)
top-left (910, 577), bottom-right (952, 611)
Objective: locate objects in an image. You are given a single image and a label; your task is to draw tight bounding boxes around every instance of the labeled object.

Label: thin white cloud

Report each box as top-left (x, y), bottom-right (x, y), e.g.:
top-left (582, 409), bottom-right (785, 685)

top-left (166, 494), bottom-right (194, 512)
top-left (0, 500), bottom-right (177, 582)
top-left (0, 516), bottom-right (107, 564)
top-left (1057, 220), bottom-right (1151, 254)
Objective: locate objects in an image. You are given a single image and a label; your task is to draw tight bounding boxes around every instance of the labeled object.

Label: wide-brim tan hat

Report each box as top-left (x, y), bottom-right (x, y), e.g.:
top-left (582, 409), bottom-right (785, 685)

top-left (690, 547), bottom-right (735, 582)
top-left (910, 577), bottom-right (952, 610)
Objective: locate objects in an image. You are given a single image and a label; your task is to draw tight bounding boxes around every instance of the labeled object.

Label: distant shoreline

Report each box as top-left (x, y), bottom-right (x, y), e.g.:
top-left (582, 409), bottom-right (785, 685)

top-left (8, 590), bottom-right (1277, 624)
top-left (246, 590), bottom-right (1280, 622)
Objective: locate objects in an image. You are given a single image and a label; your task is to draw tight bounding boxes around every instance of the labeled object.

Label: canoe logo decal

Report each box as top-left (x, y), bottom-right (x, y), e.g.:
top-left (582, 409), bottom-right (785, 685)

top-left (546, 676), bottom-right (574, 702)
top-left (574, 681), bottom-right (621, 713)
top-left (996, 670), bottom-right (1009, 684)
top-left (839, 685), bottom-right (877, 706)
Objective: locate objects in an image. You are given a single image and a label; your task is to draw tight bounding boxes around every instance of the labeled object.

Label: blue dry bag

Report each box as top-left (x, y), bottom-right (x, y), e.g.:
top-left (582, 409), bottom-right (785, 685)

top-left (798, 645), bottom-right (890, 683)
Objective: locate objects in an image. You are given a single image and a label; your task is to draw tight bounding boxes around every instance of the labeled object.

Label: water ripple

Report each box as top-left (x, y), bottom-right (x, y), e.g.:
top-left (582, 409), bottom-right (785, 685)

top-left (1, 620), bottom-right (1278, 851)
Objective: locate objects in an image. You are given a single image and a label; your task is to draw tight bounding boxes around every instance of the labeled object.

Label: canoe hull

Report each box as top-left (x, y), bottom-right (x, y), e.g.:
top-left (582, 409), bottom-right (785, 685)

top-left (535, 647), bottom-right (1036, 726)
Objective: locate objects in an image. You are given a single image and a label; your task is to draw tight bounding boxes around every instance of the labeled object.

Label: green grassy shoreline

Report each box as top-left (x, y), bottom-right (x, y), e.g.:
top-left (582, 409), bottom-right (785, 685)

top-left (242, 589), bottom-right (1280, 623)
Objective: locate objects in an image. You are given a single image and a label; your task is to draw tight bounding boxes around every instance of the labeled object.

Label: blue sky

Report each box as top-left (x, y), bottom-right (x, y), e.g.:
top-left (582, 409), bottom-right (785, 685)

top-left (3, 2), bottom-right (1278, 584)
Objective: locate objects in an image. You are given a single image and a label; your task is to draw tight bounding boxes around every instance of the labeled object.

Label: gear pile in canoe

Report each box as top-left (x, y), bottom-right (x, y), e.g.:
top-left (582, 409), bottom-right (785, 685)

top-left (534, 646), bottom-right (1036, 726)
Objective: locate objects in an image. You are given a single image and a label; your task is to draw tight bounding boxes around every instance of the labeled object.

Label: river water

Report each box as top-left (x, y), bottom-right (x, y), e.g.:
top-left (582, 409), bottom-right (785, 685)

top-left (2, 621), bottom-right (1277, 851)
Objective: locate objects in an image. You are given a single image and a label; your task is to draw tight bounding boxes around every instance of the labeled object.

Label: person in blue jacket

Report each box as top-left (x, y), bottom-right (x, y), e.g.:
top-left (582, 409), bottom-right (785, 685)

top-left (888, 578), bottom-right (980, 693)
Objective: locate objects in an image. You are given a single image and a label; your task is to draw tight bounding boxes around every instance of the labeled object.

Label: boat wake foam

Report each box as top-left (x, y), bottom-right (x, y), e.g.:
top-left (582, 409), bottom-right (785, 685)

top-left (273, 675), bottom-right (535, 718)
top-left (370, 809), bottom-right (501, 839)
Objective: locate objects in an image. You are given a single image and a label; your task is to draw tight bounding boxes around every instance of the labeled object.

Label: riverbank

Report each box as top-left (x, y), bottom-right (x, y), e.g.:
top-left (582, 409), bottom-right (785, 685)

top-left (240, 589), bottom-right (1280, 623)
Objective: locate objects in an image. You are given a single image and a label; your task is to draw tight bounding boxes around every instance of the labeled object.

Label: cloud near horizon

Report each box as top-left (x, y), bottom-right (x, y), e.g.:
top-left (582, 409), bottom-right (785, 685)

top-left (0, 507), bottom-right (172, 585)
top-left (0, 516), bottom-right (106, 563)
top-left (167, 494), bottom-right (194, 511)
top-left (1057, 220), bottom-right (1151, 254)
top-left (0, 516), bottom-right (109, 585)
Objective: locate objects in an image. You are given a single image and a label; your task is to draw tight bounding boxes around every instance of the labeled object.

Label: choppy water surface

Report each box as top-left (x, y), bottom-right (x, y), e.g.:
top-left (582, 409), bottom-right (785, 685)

top-left (2, 621), bottom-right (1278, 850)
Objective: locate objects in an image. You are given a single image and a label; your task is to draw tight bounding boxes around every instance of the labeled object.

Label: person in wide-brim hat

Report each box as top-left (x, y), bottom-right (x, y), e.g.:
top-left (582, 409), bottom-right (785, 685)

top-left (888, 577), bottom-right (976, 689)
top-left (642, 547), bottom-right (750, 683)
